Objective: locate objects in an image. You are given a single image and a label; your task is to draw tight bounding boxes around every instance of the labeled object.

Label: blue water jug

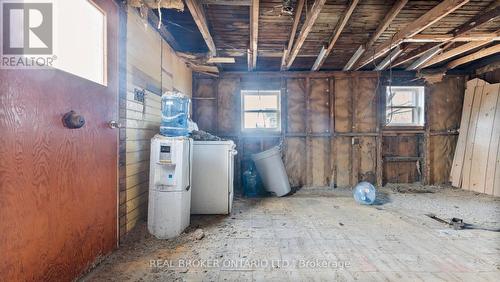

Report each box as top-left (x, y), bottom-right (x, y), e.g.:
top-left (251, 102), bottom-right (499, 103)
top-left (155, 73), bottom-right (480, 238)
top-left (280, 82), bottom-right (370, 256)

top-left (353, 182), bottom-right (376, 205)
top-left (160, 91), bottom-right (190, 137)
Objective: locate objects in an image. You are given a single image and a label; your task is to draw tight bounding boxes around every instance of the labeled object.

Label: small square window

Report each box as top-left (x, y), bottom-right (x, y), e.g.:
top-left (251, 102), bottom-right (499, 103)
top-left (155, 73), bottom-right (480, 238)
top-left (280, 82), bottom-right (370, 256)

top-left (385, 86), bottom-right (425, 126)
top-left (241, 90), bottom-right (281, 131)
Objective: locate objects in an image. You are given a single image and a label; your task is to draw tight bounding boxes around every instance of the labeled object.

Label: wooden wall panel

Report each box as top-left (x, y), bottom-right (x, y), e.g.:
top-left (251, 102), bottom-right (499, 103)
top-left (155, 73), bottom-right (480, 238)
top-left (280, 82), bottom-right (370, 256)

top-left (307, 137), bottom-right (330, 186)
top-left (428, 76), bottom-right (465, 131)
top-left (192, 73), bottom-right (465, 190)
top-left (467, 83), bottom-right (500, 192)
top-left (193, 79), bottom-right (217, 133)
top-left (355, 78), bottom-right (378, 133)
top-left (334, 78), bottom-right (352, 133)
top-left (333, 137), bottom-right (352, 187)
top-left (217, 78), bottom-right (240, 134)
top-left (383, 162), bottom-right (419, 183)
top-left (284, 138), bottom-right (307, 187)
top-left (309, 79), bottom-right (330, 133)
top-left (429, 135), bottom-right (458, 184)
top-left (359, 137), bottom-right (377, 183)
top-left (427, 77), bottom-right (465, 184)
top-left (119, 7), bottom-right (192, 239)
top-left (286, 79), bottom-right (307, 133)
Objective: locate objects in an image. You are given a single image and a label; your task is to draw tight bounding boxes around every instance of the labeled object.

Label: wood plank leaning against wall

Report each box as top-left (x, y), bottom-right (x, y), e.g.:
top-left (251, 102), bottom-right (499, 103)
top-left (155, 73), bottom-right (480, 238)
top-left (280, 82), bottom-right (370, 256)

top-left (192, 72), bottom-right (465, 190)
top-left (119, 6), bottom-right (192, 239)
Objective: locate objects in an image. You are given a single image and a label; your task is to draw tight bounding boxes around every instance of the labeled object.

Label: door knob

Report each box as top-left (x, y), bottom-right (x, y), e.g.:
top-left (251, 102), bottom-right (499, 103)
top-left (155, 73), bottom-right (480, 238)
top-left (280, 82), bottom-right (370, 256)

top-left (62, 111), bottom-right (85, 129)
top-left (108, 120), bottom-right (122, 129)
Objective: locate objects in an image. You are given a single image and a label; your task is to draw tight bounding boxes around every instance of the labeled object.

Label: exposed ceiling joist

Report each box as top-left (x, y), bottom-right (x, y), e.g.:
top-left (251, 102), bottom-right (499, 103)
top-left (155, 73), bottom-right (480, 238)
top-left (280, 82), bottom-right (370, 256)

top-left (218, 49), bottom-right (317, 58)
top-left (147, 9), bottom-right (181, 50)
top-left (392, 43), bottom-right (444, 67)
top-left (249, 0), bottom-right (259, 71)
top-left (447, 44), bottom-right (500, 69)
top-left (420, 40), bottom-right (495, 69)
top-left (344, 0), bottom-right (407, 71)
top-left (185, 0), bottom-right (217, 56)
top-left (311, 0), bottom-right (360, 71)
top-left (452, 2), bottom-right (500, 36)
top-left (405, 33), bottom-right (500, 43)
top-left (374, 44), bottom-right (406, 71)
top-left (285, 0), bottom-right (327, 70)
top-left (406, 45), bottom-right (444, 70)
top-left (367, 0), bottom-right (409, 48)
top-left (281, 0), bottom-right (305, 71)
top-left (201, 0), bottom-right (251, 5)
top-left (343, 45), bottom-right (365, 71)
top-left (355, 0), bottom-right (470, 70)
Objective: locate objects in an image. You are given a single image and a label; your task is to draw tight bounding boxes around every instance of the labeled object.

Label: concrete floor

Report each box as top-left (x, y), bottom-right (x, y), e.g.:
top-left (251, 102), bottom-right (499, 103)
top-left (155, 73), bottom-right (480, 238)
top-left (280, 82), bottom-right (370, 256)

top-left (82, 184), bottom-right (500, 281)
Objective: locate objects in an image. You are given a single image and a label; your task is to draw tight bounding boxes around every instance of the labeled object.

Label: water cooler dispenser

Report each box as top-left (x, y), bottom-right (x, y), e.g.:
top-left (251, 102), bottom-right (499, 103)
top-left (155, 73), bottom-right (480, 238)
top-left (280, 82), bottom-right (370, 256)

top-left (148, 134), bottom-right (192, 239)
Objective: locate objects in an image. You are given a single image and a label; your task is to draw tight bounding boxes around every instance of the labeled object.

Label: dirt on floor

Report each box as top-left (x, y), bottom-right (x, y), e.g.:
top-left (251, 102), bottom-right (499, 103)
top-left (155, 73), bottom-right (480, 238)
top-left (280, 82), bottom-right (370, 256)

top-left (80, 184), bottom-right (500, 282)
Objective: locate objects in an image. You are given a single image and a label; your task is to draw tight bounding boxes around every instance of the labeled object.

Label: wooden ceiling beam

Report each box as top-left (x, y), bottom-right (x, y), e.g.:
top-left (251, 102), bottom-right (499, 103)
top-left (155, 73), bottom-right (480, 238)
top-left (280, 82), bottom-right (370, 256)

top-left (344, 0), bottom-right (407, 71)
top-left (185, 0), bottom-right (217, 56)
top-left (452, 2), bottom-right (500, 36)
top-left (281, 0), bottom-right (305, 71)
top-left (374, 44), bottom-right (407, 70)
top-left (392, 43), bottom-right (443, 67)
top-left (406, 44), bottom-right (444, 70)
top-left (405, 33), bottom-right (500, 43)
top-left (366, 0), bottom-right (409, 48)
top-left (355, 0), bottom-right (470, 70)
top-left (249, 0), bottom-right (259, 71)
top-left (311, 0), bottom-right (360, 71)
top-left (285, 0), bottom-right (327, 70)
top-left (420, 39), bottom-right (495, 69)
top-left (201, 0), bottom-right (251, 5)
top-left (447, 44), bottom-right (500, 69)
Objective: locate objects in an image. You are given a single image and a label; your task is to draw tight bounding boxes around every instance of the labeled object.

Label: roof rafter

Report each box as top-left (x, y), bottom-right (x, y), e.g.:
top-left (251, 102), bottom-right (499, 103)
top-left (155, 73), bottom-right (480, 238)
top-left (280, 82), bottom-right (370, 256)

top-left (311, 0), bottom-right (360, 71)
top-left (452, 2), bottom-right (500, 36)
top-left (420, 40), bottom-right (495, 69)
top-left (248, 0), bottom-right (259, 71)
top-left (355, 0), bottom-right (470, 70)
top-left (285, 0), bottom-right (327, 70)
top-left (281, 0), bottom-right (305, 71)
top-left (185, 0), bottom-right (217, 56)
top-left (343, 0), bottom-right (408, 70)
top-left (447, 44), bottom-right (500, 69)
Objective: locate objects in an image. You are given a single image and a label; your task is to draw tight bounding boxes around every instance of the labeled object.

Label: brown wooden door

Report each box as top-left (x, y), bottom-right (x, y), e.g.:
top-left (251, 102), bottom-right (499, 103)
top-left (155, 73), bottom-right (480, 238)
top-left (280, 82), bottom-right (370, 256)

top-left (0, 1), bottom-right (119, 280)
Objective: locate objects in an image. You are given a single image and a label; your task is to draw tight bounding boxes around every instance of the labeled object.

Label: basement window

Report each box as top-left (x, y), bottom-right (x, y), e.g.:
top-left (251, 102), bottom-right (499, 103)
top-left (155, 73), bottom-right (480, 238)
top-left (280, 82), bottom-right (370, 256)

top-left (385, 86), bottom-right (425, 126)
top-left (242, 90), bottom-right (281, 131)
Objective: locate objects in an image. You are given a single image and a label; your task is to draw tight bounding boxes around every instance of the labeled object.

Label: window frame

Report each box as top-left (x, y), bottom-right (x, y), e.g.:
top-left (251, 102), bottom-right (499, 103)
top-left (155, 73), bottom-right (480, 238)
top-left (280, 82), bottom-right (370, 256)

top-left (241, 89), bottom-right (281, 133)
top-left (385, 86), bottom-right (425, 127)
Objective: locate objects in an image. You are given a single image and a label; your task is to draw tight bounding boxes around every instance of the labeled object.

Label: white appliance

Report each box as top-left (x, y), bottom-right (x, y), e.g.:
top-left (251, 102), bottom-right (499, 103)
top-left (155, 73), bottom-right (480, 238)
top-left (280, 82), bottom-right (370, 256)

top-left (148, 134), bottom-right (193, 239)
top-left (191, 140), bottom-right (237, 214)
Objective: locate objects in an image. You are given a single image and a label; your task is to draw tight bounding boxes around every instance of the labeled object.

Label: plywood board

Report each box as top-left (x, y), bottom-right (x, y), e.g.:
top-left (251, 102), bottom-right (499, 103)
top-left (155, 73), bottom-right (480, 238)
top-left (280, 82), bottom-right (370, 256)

top-left (333, 137), bottom-right (351, 187)
top-left (309, 79), bottom-right (330, 133)
top-left (359, 137), bottom-right (377, 183)
top-left (217, 78), bottom-right (240, 134)
top-left (355, 78), bottom-right (378, 132)
top-left (307, 137), bottom-right (330, 186)
top-left (334, 78), bottom-right (352, 133)
top-left (485, 87), bottom-right (500, 195)
top-left (450, 79), bottom-right (481, 186)
top-left (193, 100), bottom-right (217, 133)
top-left (286, 79), bottom-right (306, 133)
top-left (284, 138), bottom-right (306, 187)
top-left (462, 84), bottom-right (485, 190)
top-left (428, 77), bottom-right (465, 131)
top-left (430, 135), bottom-right (458, 184)
top-left (468, 83), bottom-right (499, 193)
top-left (194, 79), bottom-right (216, 98)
